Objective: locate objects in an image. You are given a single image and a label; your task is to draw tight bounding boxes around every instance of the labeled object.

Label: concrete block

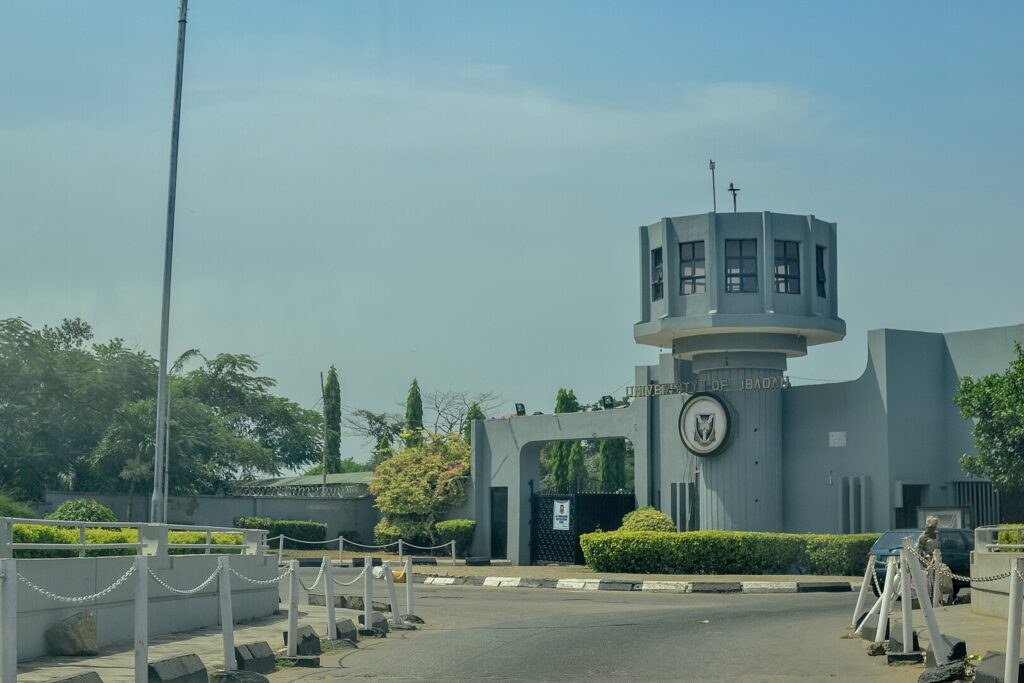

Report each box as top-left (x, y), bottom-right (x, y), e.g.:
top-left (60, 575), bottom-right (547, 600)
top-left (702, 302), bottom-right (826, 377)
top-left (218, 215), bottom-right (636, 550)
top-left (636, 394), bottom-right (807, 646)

top-left (350, 557), bottom-right (383, 567)
top-left (402, 614), bottom-right (425, 624)
top-left (334, 618), bottom-right (358, 643)
top-left (858, 612), bottom-right (889, 642)
top-left (277, 656), bottom-right (320, 668)
top-left (41, 673), bottom-right (104, 683)
top-left (741, 581), bottom-right (797, 593)
top-left (465, 557), bottom-right (490, 566)
top-left (596, 580), bottom-right (637, 591)
top-left (924, 634), bottom-right (967, 667)
top-left (690, 582), bottom-right (741, 593)
top-left (641, 581), bottom-right (691, 593)
top-left (282, 625), bottom-right (322, 656)
top-left (555, 578), bottom-right (600, 591)
top-left (209, 671), bottom-right (270, 682)
top-left (974, 651), bottom-right (1024, 683)
top-left (147, 653), bottom-right (208, 682)
top-left (796, 582), bottom-right (851, 593)
top-left (234, 641), bottom-right (276, 674)
top-left (917, 660), bottom-right (968, 683)
top-left (358, 611), bottom-right (391, 633)
top-left (45, 610), bottom-right (98, 656)
top-left (887, 625), bottom-right (923, 664)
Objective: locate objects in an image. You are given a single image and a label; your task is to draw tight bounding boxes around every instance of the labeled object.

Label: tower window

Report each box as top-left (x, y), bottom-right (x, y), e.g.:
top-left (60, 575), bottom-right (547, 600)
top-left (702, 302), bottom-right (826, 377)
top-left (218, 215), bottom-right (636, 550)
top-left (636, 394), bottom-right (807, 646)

top-left (816, 245), bottom-right (827, 298)
top-left (725, 239), bottom-right (758, 293)
top-left (679, 241), bottom-right (706, 295)
top-left (651, 247), bottom-right (664, 300)
top-left (773, 240), bottom-right (801, 294)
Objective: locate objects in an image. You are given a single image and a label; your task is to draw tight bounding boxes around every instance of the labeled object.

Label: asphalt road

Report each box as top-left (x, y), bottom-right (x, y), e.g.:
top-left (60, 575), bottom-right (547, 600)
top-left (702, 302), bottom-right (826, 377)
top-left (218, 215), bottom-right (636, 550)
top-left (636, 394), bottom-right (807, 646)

top-left (277, 567), bottom-right (918, 682)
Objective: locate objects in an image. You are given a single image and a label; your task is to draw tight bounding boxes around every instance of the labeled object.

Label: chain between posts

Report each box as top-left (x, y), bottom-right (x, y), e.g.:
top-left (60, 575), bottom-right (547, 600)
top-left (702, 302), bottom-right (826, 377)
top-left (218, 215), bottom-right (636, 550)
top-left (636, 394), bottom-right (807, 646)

top-left (905, 545), bottom-right (1010, 583)
top-left (297, 562), bottom-right (326, 592)
top-left (229, 566), bottom-right (293, 586)
top-left (148, 567), bottom-right (220, 595)
top-left (17, 564), bottom-right (136, 603)
top-left (333, 566), bottom-right (368, 587)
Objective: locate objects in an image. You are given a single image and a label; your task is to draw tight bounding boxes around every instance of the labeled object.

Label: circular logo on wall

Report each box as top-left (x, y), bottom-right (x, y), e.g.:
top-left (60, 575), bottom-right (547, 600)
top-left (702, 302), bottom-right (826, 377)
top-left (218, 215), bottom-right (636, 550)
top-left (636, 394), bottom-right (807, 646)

top-left (678, 392), bottom-right (731, 456)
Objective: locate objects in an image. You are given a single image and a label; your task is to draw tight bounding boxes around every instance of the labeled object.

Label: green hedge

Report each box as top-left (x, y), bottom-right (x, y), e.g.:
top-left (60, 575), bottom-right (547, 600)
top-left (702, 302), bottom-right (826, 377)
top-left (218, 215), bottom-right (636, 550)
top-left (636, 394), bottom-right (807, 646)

top-left (46, 499), bottom-right (117, 523)
top-left (579, 530), bottom-right (880, 576)
top-left (619, 507), bottom-right (676, 532)
top-left (0, 493), bottom-right (35, 518)
top-left (436, 519), bottom-right (476, 556)
top-left (11, 525), bottom-right (242, 558)
top-left (233, 516), bottom-right (326, 550)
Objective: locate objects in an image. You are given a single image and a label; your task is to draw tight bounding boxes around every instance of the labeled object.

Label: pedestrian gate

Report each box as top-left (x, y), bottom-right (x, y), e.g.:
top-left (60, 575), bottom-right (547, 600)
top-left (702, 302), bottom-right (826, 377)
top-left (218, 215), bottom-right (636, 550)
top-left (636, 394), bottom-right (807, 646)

top-left (530, 482), bottom-right (635, 565)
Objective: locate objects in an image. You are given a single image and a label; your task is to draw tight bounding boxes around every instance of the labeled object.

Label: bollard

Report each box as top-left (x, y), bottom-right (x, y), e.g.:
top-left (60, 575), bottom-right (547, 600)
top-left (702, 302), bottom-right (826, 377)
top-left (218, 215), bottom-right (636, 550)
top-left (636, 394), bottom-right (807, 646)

top-left (363, 556), bottom-right (373, 631)
top-left (338, 536), bottom-right (344, 564)
top-left (218, 556), bottom-right (236, 671)
top-left (398, 539), bottom-right (404, 564)
top-left (902, 539), bottom-right (949, 664)
top-left (1006, 556), bottom-right (1024, 683)
top-left (79, 525), bottom-right (87, 558)
top-left (287, 559), bottom-right (300, 657)
top-left (405, 556), bottom-right (414, 619)
top-left (875, 556), bottom-right (897, 643)
top-left (851, 554), bottom-right (876, 627)
top-left (932, 548), bottom-right (943, 608)
top-left (451, 541), bottom-right (457, 567)
top-left (899, 549), bottom-right (914, 654)
top-left (278, 535), bottom-right (285, 557)
top-left (323, 558), bottom-right (337, 640)
top-left (1, 558), bottom-right (18, 683)
top-left (383, 564), bottom-right (402, 627)
top-left (135, 556), bottom-right (149, 682)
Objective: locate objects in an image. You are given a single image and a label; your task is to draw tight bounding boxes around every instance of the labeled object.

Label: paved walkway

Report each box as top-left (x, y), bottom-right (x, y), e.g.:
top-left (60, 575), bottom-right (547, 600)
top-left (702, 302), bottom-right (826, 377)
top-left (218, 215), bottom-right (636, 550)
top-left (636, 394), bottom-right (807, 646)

top-left (16, 603), bottom-right (346, 682)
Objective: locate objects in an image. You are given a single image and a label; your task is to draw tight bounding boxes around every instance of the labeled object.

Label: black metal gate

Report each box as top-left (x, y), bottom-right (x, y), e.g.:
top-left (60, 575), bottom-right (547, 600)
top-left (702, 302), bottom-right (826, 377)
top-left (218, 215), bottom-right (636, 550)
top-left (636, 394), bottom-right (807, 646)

top-left (530, 481), bottom-right (635, 565)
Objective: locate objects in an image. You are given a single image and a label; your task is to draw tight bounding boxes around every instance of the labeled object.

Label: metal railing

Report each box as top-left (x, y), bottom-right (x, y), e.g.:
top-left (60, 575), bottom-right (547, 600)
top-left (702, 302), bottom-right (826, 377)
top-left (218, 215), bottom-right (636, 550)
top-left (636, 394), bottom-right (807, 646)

top-left (975, 524), bottom-right (1024, 553)
top-left (0, 517), bottom-right (266, 558)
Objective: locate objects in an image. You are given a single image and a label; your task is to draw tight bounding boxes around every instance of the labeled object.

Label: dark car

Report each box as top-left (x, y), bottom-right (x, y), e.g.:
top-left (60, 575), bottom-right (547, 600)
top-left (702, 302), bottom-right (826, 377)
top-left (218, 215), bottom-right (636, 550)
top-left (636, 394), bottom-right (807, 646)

top-left (869, 528), bottom-right (974, 596)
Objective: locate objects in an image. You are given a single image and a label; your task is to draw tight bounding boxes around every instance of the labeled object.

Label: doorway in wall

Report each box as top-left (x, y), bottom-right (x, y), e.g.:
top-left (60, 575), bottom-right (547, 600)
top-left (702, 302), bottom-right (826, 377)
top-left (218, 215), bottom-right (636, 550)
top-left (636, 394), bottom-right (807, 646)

top-left (896, 484), bottom-right (928, 527)
top-left (490, 487), bottom-right (508, 560)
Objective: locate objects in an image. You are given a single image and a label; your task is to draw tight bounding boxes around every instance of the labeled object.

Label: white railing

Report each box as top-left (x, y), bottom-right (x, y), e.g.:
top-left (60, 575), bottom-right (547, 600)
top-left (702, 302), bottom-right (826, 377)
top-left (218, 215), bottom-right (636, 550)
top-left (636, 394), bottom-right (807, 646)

top-left (0, 517), bottom-right (267, 558)
top-left (976, 524), bottom-right (1024, 552)
top-left (264, 534), bottom-right (460, 566)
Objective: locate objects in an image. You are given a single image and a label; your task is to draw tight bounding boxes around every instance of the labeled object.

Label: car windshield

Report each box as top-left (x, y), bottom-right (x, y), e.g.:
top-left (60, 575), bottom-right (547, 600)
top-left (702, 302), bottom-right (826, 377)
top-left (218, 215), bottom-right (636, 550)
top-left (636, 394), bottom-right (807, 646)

top-left (874, 531), bottom-right (918, 550)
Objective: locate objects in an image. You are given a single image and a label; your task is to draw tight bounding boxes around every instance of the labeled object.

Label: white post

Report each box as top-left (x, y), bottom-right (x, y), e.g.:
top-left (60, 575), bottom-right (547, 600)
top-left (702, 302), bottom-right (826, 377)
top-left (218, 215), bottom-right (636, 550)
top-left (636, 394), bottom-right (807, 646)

top-left (903, 539), bottom-right (949, 664)
top-left (932, 548), bottom-right (943, 608)
top-left (899, 549), bottom-right (914, 654)
top-left (278, 535), bottom-right (284, 557)
top-left (324, 557), bottom-right (337, 640)
top-left (405, 555), bottom-right (414, 619)
top-left (363, 556), bottom-right (373, 631)
top-left (1, 558), bottom-right (18, 683)
top-left (218, 557), bottom-right (236, 671)
top-left (205, 530), bottom-right (213, 555)
top-left (1006, 556), bottom-right (1024, 683)
top-left (287, 559), bottom-right (299, 657)
top-left (338, 536), bottom-right (344, 564)
top-left (874, 556), bottom-right (897, 643)
top-left (398, 539), bottom-right (403, 564)
top-left (79, 524), bottom-right (87, 558)
top-left (451, 540), bottom-right (457, 566)
top-left (851, 554), bottom-right (875, 627)
top-left (134, 556), bottom-right (148, 682)
top-left (383, 564), bottom-right (402, 627)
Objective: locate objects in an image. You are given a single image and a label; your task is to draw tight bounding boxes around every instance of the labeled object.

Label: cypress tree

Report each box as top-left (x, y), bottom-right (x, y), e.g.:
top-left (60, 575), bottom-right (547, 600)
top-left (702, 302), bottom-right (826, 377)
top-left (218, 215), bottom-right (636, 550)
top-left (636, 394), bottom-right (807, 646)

top-left (567, 441), bottom-right (585, 484)
top-left (549, 388), bottom-right (580, 487)
top-left (598, 438), bottom-right (627, 490)
top-left (323, 366), bottom-right (342, 473)
top-left (405, 378), bottom-right (423, 430)
top-left (464, 402), bottom-right (485, 445)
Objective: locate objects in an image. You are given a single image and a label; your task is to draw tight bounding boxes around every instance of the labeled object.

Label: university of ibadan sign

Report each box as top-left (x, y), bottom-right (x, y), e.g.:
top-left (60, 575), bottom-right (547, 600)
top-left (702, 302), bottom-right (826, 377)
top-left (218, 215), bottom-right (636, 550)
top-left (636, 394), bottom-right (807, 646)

top-left (625, 375), bottom-right (792, 398)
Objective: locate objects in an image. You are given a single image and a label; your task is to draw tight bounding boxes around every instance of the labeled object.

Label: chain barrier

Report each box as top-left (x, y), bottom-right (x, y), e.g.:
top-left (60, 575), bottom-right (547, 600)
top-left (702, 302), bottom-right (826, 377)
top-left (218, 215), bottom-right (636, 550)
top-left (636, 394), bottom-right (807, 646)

top-left (905, 545), bottom-right (1010, 583)
top-left (338, 539), bottom-right (399, 549)
top-left (17, 564), bottom-right (136, 604)
top-left (401, 540), bottom-right (456, 551)
top-left (229, 565), bottom-right (293, 586)
top-left (871, 563), bottom-right (883, 595)
top-left (332, 566), bottom-right (368, 587)
top-left (273, 536), bottom-right (341, 546)
top-left (297, 561), bottom-right (326, 592)
top-left (148, 567), bottom-right (219, 595)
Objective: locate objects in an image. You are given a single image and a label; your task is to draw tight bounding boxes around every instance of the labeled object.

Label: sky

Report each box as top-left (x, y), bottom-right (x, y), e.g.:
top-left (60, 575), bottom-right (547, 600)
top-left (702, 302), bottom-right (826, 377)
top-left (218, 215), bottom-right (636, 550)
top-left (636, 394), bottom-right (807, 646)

top-left (2, 2), bottom-right (1023, 464)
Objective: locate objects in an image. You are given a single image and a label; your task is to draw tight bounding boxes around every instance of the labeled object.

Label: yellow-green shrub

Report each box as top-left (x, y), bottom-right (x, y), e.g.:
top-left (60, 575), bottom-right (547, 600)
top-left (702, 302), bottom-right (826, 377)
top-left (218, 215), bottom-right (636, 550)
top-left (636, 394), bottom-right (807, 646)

top-left (619, 507), bottom-right (676, 532)
top-left (11, 525), bottom-right (242, 558)
top-left (436, 519), bottom-right (475, 556)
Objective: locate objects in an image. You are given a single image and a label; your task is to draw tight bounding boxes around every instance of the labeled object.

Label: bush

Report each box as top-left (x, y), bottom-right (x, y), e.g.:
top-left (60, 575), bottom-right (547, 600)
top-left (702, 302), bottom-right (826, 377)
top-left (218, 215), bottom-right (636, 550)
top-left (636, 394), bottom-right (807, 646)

top-left (233, 516), bottom-right (326, 550)
top-left (436, 519), bottom-right (476, 556)
top-left (579, 530), bottom-right (877, 575)
top-left (619, 507), bottom-right (675, 532)
top-left (801, 534), bottom-right (879, 575)
top-left (374, 517), bottom-right (429, 547)
top-left (46, 499), bottom-right (117, 523)
top-left (0, 492), bottom-right (35, 518)
top-left (10, 525), bottom-right (242, 558)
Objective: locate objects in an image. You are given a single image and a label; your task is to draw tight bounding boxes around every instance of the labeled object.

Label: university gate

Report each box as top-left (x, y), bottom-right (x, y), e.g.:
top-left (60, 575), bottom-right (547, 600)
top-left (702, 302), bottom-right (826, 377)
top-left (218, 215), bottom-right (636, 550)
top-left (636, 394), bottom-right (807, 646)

top-left (529, 481), bottom-right (635, 565)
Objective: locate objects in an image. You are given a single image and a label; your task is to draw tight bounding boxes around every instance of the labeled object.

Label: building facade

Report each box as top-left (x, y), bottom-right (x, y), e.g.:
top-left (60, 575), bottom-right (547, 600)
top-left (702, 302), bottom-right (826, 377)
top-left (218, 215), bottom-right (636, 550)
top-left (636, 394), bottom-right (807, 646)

top-left (459, 211), bottom-right (1023, 564)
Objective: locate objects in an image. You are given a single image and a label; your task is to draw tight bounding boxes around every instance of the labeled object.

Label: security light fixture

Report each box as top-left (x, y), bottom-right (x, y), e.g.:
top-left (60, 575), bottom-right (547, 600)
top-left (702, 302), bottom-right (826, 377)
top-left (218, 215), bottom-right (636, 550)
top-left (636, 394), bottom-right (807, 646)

top-left (515, 403), bottom-right (526, 416)
top-left (601, 395), bottom-right (615, 409)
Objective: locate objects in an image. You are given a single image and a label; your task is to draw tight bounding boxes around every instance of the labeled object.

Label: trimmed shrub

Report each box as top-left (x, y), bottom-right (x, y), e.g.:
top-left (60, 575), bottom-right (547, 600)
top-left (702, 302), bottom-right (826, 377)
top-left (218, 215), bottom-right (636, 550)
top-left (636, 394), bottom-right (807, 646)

top-left (801, 534), bottom-right (880, 575)
top-left (373, 517), bottom-right (429, 547)
top-left (10, 525), bottom-right (242, 558)
top-left (619, 507), bottom-right (675, 532)
top-left (436, 519), bottom-right (476, 556)
top-left (0, 492), bottom-right (35, 518)
top-left (233, 516), bottom-right (326, 550)
top-left (46, 499), bottom-right (117, 523)
top-left (579, 530), bottom-right (876, 575)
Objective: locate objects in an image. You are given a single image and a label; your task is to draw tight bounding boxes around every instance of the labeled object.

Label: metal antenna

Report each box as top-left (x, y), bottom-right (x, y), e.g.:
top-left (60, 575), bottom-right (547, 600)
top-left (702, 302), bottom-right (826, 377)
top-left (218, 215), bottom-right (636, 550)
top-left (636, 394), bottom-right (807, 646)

top-left (152, 0), bottom-right (189, 523)
top-left (709, 160), bottom-right (717, 213)
top-left (728, 182), bottom-right (740, 213)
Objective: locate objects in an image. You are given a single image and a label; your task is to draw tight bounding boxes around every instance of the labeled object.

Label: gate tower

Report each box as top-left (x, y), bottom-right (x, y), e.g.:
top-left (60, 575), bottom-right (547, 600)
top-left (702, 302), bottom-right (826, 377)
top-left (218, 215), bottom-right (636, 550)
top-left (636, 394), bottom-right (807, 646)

top-left (634, 212), bottom-right (845, 531)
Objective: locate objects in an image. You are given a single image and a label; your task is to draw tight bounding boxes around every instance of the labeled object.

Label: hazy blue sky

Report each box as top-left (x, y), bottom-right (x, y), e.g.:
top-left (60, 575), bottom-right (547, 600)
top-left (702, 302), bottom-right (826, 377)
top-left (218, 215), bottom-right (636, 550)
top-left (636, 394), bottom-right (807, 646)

top-left (3, 2), bottom-right (1022, 464)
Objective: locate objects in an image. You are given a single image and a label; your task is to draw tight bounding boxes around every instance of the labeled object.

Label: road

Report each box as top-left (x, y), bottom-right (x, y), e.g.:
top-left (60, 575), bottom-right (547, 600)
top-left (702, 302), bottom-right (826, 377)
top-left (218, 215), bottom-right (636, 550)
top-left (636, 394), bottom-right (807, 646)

top-left (277, 567), bottom-right (917, 682)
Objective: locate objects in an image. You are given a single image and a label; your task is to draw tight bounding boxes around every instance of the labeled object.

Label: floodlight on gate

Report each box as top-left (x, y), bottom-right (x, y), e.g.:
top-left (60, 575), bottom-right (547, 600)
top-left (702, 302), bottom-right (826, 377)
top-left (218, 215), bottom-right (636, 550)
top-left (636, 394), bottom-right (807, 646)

top-left (601, 395), bottom-right (615, 409)
top-left (515, 403), bottom-right (526, 416)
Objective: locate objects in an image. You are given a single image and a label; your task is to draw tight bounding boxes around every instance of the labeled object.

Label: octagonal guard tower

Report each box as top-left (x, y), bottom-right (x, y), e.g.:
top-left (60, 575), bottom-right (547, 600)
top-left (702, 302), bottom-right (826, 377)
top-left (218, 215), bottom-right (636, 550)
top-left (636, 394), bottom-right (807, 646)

top-left (634, 211), bottom-right (845, 531)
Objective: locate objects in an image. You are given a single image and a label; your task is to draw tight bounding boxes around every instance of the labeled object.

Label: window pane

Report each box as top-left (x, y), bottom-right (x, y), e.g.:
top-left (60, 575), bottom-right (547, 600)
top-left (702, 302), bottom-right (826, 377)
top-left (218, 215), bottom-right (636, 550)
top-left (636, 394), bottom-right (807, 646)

top-left (788, 241), bottom-right (798, 259)
top-left (726, 240), bottom-right (740, 257)
top-left (742, 239), bottom-right (756, 257)
top-left (694, 242), bottom-right (705, 259)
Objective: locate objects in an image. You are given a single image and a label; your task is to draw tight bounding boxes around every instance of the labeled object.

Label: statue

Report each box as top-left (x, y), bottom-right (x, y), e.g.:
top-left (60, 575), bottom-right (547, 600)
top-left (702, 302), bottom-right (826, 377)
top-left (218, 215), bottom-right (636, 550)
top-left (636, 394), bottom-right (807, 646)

top-left (917, 515), bottom-right (954, 604)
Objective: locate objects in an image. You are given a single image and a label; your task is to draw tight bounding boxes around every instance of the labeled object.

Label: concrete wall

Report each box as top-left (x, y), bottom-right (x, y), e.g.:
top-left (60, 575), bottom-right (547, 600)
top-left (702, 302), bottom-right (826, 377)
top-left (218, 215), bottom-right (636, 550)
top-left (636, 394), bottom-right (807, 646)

top-left (970, 550), bottom-right (1022, 618)
top-left (13, 553), bottom-right (279, 660)
top-left (39, 492), bottom-right (380, 544)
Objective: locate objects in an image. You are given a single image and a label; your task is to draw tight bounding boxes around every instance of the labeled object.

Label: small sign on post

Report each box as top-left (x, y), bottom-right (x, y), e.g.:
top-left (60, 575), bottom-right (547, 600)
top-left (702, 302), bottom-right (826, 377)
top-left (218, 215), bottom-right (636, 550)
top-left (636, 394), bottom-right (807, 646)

top-left (553, 500), bottom-right (570, 531)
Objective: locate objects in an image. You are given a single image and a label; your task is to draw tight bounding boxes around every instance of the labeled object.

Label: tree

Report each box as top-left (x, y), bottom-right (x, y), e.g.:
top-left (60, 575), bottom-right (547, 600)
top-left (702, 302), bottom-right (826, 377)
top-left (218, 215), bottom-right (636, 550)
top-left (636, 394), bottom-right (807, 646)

top-left (463, 402), bottom-right (486, 445)
top-left (597, 438), bottom-right (628, 490)
top-left (955, 342), bottom-right (1024, 491)
top-left (304, 457), bottom-right (372, 475)
top-left (323, 366), bottom-right (342, 473)
top-left (369, 432), bottom-right (471, 542)
top-left (405, 378), bottom-right (424, 447)
top-left (542, 388), bottom-right (580, 487)
top-left (343, 409), bottom-right (404, 468)
top-left (567, 441), bottom-right (585, 483)
top-left (426, 390), bottom-right (501, 435)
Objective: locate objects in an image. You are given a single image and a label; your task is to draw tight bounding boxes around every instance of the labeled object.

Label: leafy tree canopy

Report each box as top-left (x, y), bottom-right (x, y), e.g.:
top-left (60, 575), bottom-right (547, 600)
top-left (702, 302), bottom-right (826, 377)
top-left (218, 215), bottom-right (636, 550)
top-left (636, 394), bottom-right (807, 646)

top-left (955, 342), bottom-right (1024, 491)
